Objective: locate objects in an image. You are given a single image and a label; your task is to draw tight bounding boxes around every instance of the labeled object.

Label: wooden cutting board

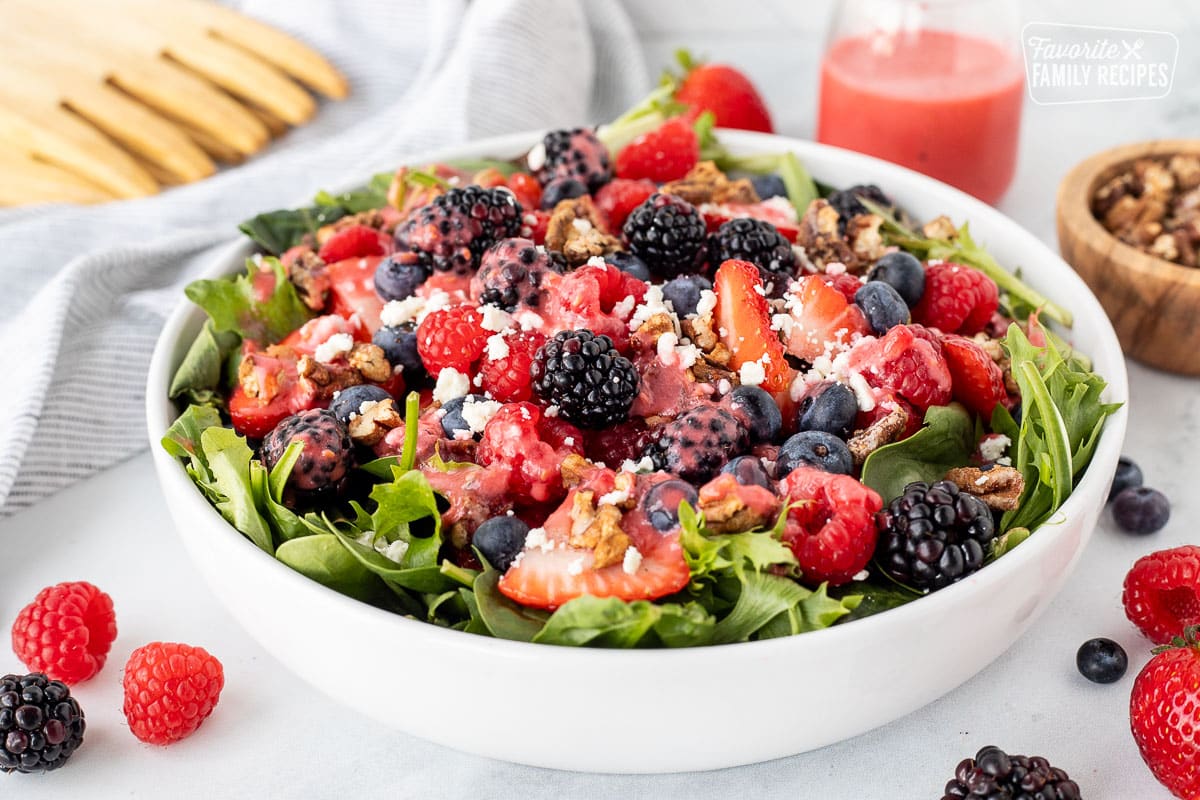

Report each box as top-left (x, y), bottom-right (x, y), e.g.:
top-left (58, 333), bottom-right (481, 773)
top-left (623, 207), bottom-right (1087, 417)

top-left (0, 0), bottom-right (348, 205)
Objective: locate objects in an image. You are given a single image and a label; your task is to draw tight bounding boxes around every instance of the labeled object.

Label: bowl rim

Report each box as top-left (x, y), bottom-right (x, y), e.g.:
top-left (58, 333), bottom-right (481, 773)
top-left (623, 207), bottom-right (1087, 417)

top-left (146, 128), bottom-right (1129, 662)
top-left (1056, 137), bottom-right (1200, 285)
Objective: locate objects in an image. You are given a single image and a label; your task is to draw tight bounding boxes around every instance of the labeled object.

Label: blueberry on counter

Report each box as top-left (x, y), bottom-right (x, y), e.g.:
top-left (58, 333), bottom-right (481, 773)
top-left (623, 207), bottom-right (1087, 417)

top-left (1111, 486), bottom-right (1170, 534)
top-left (1076, 637), bottom-right (1128, 684)
top-left (1108, 456), bottom-right (1144, 502)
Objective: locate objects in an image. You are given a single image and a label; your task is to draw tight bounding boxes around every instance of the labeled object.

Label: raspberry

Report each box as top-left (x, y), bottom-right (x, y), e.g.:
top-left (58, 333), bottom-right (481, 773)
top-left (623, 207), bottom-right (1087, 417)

top-left (392, 186), bottom-right (523, 276)
top-left (849, 324), bottom-right (952, 411)
top-left (911, 262), bottom-right (999, 335)
top-left (476, 402), bottom-right (584, 505)
top-left (531, 330), bottom-right (640, 429)
top-left (259, 409), bottom-right (354, 509)
top-left (505, 172), bottom-right (542, 211)
top-left (472, 238), bottom-right (560, 312)
top-left (480, 330), bottom-right (545, 403)
top-left (546, 261), bottom-right (647, 351)
top-left (623, 193), bottom-right (708, 279)
top-left (316, 224), bottom-right (390, 263)
top-left (583, 419), bottom-right (655, 467)
top-left (643, 403), bottom-right (750, 484)
top-left (11, 582), bottom-right (117, 685)
top-left (614, 117), bottom-right (699, 183)
top-left (779, 466), bottom-right (882, 586)
top-left (941, 335), bottom-right (1007, 418)
top-left (531, 128), bottom-right (612, 191)
top-left (122, 642), bottom-right (224, 745)
top-left (416, 305), bottom-right (489, 376)
top-left (1123, 545), bottom-right (1200, 645)
top-left (594, 178), bottom-right (656, 231)
top-left (0, 673), bottom-right (86, 773)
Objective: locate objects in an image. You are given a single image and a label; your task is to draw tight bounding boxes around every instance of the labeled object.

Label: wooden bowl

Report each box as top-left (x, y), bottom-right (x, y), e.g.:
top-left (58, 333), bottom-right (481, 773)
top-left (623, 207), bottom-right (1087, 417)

top-left (1057, 139), bottom-right (1200, 375)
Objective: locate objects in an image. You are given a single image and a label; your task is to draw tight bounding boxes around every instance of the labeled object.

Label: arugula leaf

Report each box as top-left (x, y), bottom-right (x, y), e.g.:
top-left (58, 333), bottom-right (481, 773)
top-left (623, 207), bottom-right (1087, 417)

top-left (275, 534), bottom-right (381, 602)
top-left (184, 257), bottom-right (311, 345)
top-left (168, 321), bottom-right (239, 407)
top-left (238, 206), bottom-right (346, 255)
top-left (472, 568), bottom-right (549, 642)
top-left (199, 426), bottom-right (274, 554)
top-left (860, 403), bottom-right (975, 502)
top-left (778, 152), bottom-right (818, 215)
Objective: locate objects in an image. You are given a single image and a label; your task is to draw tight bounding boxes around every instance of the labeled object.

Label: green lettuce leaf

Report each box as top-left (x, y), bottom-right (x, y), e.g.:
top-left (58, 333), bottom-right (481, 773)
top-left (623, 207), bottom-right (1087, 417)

top-left (259, 441), bottom-right (309, 542)
top-left (161, 404), bottom-right (223, 484)
top-left (168, 321), bottom-right (240, 406)
top-left (835, 578), bottom-right (922, 622)
top-left (860, 403), bottom-right (975, 502)
top-left (199, 426), bottom-right (274, 554)
top-left (312, 171), bottom-right (393, 214)
top-left (184, 256), bottom-right (311, 345)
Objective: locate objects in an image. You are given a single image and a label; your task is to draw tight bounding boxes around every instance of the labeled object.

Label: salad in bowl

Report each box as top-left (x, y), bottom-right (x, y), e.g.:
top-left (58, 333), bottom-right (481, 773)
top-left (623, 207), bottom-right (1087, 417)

top-left (160, 105), bottom-right (1118, 653)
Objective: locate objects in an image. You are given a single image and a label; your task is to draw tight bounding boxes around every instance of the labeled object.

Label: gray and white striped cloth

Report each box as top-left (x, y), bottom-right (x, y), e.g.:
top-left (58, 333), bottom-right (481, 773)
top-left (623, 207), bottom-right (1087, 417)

top-left (0, 0), bottom-right (648, 514)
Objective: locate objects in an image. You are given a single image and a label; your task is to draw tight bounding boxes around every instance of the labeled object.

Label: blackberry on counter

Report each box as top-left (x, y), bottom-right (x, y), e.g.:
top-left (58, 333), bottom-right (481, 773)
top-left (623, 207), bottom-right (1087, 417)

top-left (826, 183), bottom-right (894, 232)
top-left (476, 238), bottom-right (559, 312)
top-left (643, 404), bottom-right (750, 484)
top-left (623, 193), bottom-right (707, 280)
top-left (707, 217), bottom-right (796, 292)
top-left (260, 409), bottom-right (354, 508)
top-left (0, 673), bottom-right (85, 774)
top-left (531, 128), bottom-right (612, 191)
top-left (392, 186), bottom-right (523, 276)
top-left (530, 330), bottom-right (639, 429)
top-left (943, 745), bottom-right (1081, 800)
top-left (876, 480), bottom-right (996, 591)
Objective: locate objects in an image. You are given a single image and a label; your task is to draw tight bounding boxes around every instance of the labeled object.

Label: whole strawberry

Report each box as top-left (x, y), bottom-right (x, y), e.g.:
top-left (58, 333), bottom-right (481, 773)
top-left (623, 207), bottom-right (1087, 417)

top-left (1124, 545), bottom-right (1200, 645)
top-left (671, 50), bottom-right (773, 133)
top-left (1130, 626), bottom-right (1200, 799)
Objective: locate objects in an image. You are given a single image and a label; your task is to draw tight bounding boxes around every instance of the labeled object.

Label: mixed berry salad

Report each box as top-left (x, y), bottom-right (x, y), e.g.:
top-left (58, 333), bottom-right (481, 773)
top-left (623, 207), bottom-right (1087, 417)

top-left (163, 105), bottom-right (1117, 647)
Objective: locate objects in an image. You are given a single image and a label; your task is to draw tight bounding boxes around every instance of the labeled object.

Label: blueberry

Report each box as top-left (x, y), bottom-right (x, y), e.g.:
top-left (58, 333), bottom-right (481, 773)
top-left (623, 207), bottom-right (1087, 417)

top-left (329, 384), bottom-right (392, 424)
top-left (604, 251), bottom-right (652, 282)
top-left (776, 431), bottom-right (853, 476)
top-left (854, 281), bottom-right (910, 335)
top-left (372, 326), bottom-right (427, 383)
top-left (642, 479), bottom-right (699, 531)
top-left (750, 173), bottom-right (787, 200)
top-left (1111, 486), bottom-right (1170, 534)
top-left (797, 382), bottom-right (859, 439)
top-left (720, 455), bottom-right (773, 490)
top-left (867, 251), bottom-right (925, 307)
top-left (1076, 637), bottom-right (1128, 684)
top-left (374, 255), bottom-right (429, 301)
top-left (440, 394), bottom-right (486, 440)
top-left (540, 177), bottom-right (588, 209)
top-left (725, 385), bottom-right (782, 443)
top-left (473, 516), bottom-right (530, 572)
top-left (1108, 456), bottom-right (1144, 502)
top-left (661, 274), bottom-right (712, 317)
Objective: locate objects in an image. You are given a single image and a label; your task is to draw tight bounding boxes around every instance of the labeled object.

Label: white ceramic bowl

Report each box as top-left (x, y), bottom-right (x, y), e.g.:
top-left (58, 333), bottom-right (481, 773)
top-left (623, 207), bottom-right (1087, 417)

top-left (147, 131), bottom-right (1128, 774)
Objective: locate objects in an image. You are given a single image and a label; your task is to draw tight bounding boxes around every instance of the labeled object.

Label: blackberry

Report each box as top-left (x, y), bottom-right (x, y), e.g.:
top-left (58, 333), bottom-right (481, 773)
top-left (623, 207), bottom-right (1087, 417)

top-left (0, 673), bottom-right (85, 774)
top-left (392, 186), bottom-right (523, 276)
top-left (643, 404), bottom-right (750, 484)
top-left (943, 746), bottom-right (1080, 800)
top-left (260, 409), bottom-right (354, 508)
top-left (623, 193), bottom-right (707, 280)
top-left (530, 330), bottom-right (639, 429)
top-left (876, 480), bottom-right (996, 591)
top-left (475, 237), bottom-right (559, 311)
top-left (827, 184), bottom-right (894, 232)
top-left (707, 217), bottom-right (796, 293)
top-left (531, 128), bottom-right (612, 191)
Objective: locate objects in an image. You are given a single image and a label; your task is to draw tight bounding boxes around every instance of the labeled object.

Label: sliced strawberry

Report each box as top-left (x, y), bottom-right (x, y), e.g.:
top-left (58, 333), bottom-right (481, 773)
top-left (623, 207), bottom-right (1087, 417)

top-left (701, 199), bottom-right (800, 242)
top-left (594, 178), bottom-right (656, 231)
top-left (498, 489), bottom-right (690, 609)
top-left (941, 335), bottom-right (1007, 418)
top-left (614, 117), bottom-right (699, 183)
top-left (848, 325), bottom-right (952, 412)
top-left (227, 344), bottom-right (318, 438)
top-left (281, 313), bottom-right (369, 353)
top-left (325, 255), bottom-right (384, 330)
top-left (713, 259), bottom-right (791, 392)
top-left (781, 274), bottom-right (872, 361)
top-left (317, 224), bottom-right (392, 263)
top-left (505, 172), bottom-right (542, 211)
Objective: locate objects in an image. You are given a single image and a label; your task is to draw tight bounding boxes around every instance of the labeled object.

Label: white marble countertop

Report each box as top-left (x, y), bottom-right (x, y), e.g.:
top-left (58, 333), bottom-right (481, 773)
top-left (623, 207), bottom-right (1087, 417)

top-left (2, 2), bottom-right (1198, 797)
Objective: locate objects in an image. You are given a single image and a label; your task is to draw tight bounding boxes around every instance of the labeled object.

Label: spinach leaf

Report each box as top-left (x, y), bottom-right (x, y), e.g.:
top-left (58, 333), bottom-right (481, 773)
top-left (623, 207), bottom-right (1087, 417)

top-left (369, 468), bottom-right (443, 568)
top-left (185, 257), bottom-right (311, 345)
top-left (710, 571), bottom-right (810, 644)
top-left (472, 568), bottom-right (549, 642)
top-left (238, 206), bottom-right (347, 255)
top-left (199, 426), bottom-right (274, 554)
top-left (168, 321), bottom-right (239, 407)
top-left (276, 534), bottom-right (381, 602)
top-left (161, 404), bottom-right (223, 483)
top-left (860, 403), bottom-right (975, 502)
top-left (534, 596), bottom-right (664, 648)
top-left (312, 171), bottom-right (393, 214)
top-left (835, 578), bottom-right (922, 622)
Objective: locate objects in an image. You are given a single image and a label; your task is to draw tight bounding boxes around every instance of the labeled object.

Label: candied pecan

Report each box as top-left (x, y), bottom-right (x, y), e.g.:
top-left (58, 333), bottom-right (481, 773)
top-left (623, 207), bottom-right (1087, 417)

top-left (847, 407), bottom-right (910, 466)
top-left (698, 484), bottom-right (778, 534)
top-left (567, 491), bottom-right (631, 569)
top-left (286, 251), bottom-right (331, 311)
top-left (661, 161), bottom-right (760, 206)
top-left (795, 199), bottom-right (860, 272)
top-left (1169, 154), bottom-right (1200, 191)
top-left (845, 213), bottom-right (886, 263)
top-left (560, 454), bottom-right (591, 488)
top-left (944, 465), bottom-right (1024, 511)
top-left (546, 196), bottom-right (621, 265)
top-left (348, 343), bottom-right (392, 383)
top-left (297, 355), bottom-right (364, 399)
top-left (921, 215), bottom-right (957, 240)
top-left (347, 397), bottom-right (403, 446)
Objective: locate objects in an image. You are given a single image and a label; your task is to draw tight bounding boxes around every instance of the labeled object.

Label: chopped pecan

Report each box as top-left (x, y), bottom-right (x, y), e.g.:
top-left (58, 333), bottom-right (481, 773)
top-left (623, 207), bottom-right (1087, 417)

top-left (348, 343), bottom-right (392, 383)
top-left (795, 199), bottom-right (860, 272)
top-left (560, 454), bottom-right (591, 488)
top-left (660, 161), bottom-right (760, 206)
top-left (847, 406), bottom-right (910, 466)
top-left (1150, 232), bottom-right (1180, 262)
top-left (944, 465), bottom-right (1024, 511)
top-left (448, 520), bottom-right (471, 550)
top-left (237, 344), bottom-right (299, 401)
top-left (629, 312), bottom-right (677, 352)
top-left (698, 485), bottom-right (777, 534)
top-left (567, 492), bottom-right (631, 569)
top-left (297, 355), bottom-right (364, 399)
top-left (347, 397), bottom-right (403, 446)
top-left (1169, 154), bottom-right (1200, 191)
top-left (689, 354), bottom-right (737, 385)
top-left (845, 213), bottom-right (886, 263)
top-left (545, 196), bottom-right (621, 265)
top-left (604, 472), bottom-right (638, 511)
top-left (922, 215), bottom-right (957, 240)
top-left (286, 251), bottom-right (331, 311)
top-left (680, 315), bottom-right (719, 353)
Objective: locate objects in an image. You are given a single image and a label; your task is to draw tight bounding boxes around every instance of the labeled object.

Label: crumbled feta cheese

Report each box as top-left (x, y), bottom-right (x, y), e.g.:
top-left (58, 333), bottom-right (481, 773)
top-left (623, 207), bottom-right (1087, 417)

top-left (380, 297), bottom-right (425, 328)
top-left (314, 333), bottom-right (354, 364)
top-left (760, 195), bottom-right (799, 222)
top-left (416, 289), bottom-right (452, 323)
top-left (461, 397), bottom-right (502, 434)
top-left (825, 262), bottom-right (847, 276)
top-left (563, 436), bottom-right (575, 446)
top-left (771, 313), bottom-right (794, 338)
top-left (629, 286), bottom-right (680, 333)
top-left (739, 358), bottom-right (767, 387)
top-left (852, 569), bottom-right (870, 582)
top-left (350, 399), bottom-right (382, 422)
top-left (485, 333), bottom-right (510, 360)
top-left (848, 371), bottom-right (877, 412)
top-left (514, 308), bottom-right (546, 332)
top-left (432, 368), bottom-right (470, 404)
top-left (612, 294), bottom-right (637, 320)
top-left (979, 434), bottom-right (1012, 462)
top-left (524, 527), bottom-right (553, 553)
top-left (380, 539), bottom-right (410, 564)
top-left (572, 218), bottom-right (592, 233)
top-left (996, 456), bottom-right (1013, 466)
top-left (717, 378), bottom-right (732, 395)
top-left (566, 556), bottom-right (586, 576)
top-left (599, 486), bottom-right (631, 506)
top-left (619, 456), bottom-right (655, 474)
top-left (586, 255), bottom-right (607, 268)
top-left (695, 289), bottom-right (717, 318)
top-left (674, 343), bottom-right (700, 370)
top-left (479, 304), bottom-right (514, 333)
top-left (657, 331), bottom-right (679, 364)
top-left (544, 405), bottom-right (559, 418)
top-left (622, 546), bottom-right (643, 575)
top-left (526, 141), bottom-right (546, 171)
